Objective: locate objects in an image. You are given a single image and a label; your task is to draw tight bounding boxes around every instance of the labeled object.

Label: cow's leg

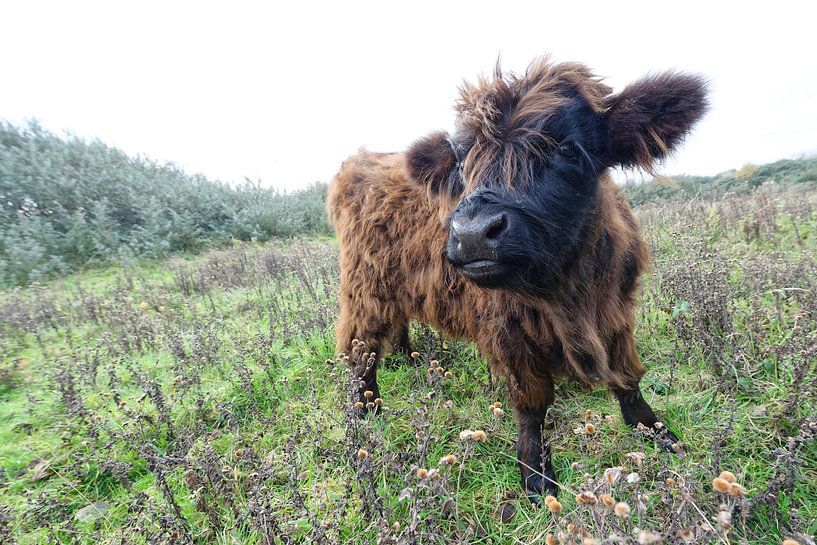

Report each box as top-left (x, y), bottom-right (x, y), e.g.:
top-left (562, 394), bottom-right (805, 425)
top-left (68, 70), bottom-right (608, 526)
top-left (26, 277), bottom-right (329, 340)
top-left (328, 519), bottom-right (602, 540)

top-left (508, 369), bottom-right (558, 500)
top-left (613, 387), bottom-right (678, 450)
top-left (391, 322), bottom-right (412, 355)
top-left (608, 331), bottom-right (679, 450)
top-left (335, 295), bottom-right (401, 417)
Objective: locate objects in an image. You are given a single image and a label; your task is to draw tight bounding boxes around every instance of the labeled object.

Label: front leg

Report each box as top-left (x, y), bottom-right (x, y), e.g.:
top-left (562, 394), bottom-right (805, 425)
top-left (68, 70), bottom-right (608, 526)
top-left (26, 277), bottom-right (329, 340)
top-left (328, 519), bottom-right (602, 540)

top-left (515, 403), bottom-right (558, 501)
top-left (613, 386), bottom-right (679, 450)
top-left (608, 330), bottom-right (680, 451)
top-left (506, 366), bottom-right (558, 501)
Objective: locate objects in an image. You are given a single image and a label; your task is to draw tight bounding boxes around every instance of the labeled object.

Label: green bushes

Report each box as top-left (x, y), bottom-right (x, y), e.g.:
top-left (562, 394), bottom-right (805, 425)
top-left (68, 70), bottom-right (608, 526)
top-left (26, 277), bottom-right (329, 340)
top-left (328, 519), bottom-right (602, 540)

top-left (621, 157), bottom-right (817, 206)
top-left (0, 121), bottom-right (331, 286)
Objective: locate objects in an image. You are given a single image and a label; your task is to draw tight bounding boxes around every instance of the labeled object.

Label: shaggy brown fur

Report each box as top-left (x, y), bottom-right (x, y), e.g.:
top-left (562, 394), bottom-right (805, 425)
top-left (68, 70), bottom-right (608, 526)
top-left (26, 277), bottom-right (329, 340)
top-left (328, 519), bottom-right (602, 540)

top-left (330, 157), bottom-right (646, 390)
top-left (328, 56), bottom-right (707, 498)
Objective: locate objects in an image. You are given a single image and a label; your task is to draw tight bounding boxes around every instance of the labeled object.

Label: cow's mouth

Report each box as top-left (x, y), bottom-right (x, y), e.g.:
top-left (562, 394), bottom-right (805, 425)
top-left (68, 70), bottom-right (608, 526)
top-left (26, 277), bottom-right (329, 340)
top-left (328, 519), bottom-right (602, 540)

top-left (457, 259), bottom-right (511, 285)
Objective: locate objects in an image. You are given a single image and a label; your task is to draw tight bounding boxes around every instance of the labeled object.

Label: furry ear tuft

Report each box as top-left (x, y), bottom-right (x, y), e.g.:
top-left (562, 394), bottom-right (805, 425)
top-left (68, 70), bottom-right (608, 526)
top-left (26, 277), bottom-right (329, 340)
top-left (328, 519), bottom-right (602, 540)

top-left (406, 131), bottom-right (458, 193)
top-left (604, 72), bottom-right (709, 172)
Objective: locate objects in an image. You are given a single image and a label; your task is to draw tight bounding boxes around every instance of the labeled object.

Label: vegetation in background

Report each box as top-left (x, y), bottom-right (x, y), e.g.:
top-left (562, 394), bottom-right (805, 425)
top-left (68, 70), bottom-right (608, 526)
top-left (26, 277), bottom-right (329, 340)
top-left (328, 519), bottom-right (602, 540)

top-left (0, 121), bottom-right (331, 287)
top-left (621, 157), bottom-right (817, 207)
top-left (0, 185), bottom-right (815, 544)
top-left (3, 118), bottom-right (816, 288)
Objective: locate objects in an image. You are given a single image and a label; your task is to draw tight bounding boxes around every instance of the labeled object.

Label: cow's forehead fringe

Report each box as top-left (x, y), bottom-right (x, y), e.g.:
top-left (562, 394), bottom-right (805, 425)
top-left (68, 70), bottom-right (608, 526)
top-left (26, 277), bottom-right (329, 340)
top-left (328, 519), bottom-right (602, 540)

top-left (455, 56), bottom-right (612, 144)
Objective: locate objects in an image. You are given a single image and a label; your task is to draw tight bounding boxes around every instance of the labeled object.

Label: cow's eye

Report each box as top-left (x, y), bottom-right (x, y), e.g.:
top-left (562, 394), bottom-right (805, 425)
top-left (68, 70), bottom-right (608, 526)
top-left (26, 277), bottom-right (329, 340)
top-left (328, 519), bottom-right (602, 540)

top-left (558, 141), bottom-right (578, 159)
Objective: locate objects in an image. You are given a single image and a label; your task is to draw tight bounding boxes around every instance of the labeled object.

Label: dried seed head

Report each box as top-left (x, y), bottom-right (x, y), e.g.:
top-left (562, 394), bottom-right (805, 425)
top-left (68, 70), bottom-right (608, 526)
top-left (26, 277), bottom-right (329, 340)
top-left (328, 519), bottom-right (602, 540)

top-left (728, 483), bottom-right (748, 497)
top-left (544, 495), bottom-right (557, 506)
top-left (436, 367), bottom-right (444, 374)
top-left (410, 351), bottom-right (420, 359)
top-left (614, 502), bottom-right (631, 517)
top-left (545, 534), bottom-right (560, 545)
top-left (636, 530), bottom-right (663, 545)
top-left (427, 367), bottom-right (435, 375)
top-left (566, 523), bottom-right (577, 534)
top-left (363, 390), bottom-right (374, 399)
top-left (626, 472), bottom-right (641, 484)
top-left (666, 477), bottom-right (675, 485)
top-left (599, 494), bottom-right (615, 508)
top-left (493, 408), bottom-right (505, 417)
top-left (547, 500), bottom-right (563, 513)
top-left (493, 401), bottom-right (503, 408)
top-left (416, 468), bottom-right (428, 479)
top-left (719, 471), bottom-right (736, 483)
top-left (470, 430), bottom-right (487, 442)
top-left (325, 359), bottom-right (333, 365)
top-left (430, 359), bottom-right (439, 366)
top-left (584, 423), bottom-right (596, 434)
top-left (439, 454), bottom-right (457, 465)
top-left (712, 477), bottom-right (731, 493)
top-left (716, 509), bottom-right (732, 529)
top-left (444, 371), bottom-right (453, 378)
top-left (676, 528), bottom-right (694, 542)
top-left (604, 467), bottom-right (622, 485)
top-left (576, 491), bottom-right (597, 506)
top-left (184, 469), bottom-right (200, 489)
top-left (391, 521), bottom-right (400, 531)
top-left (357, 448), bottom-right (369, 460)
top-left (626, 451), bottom-right (646, 465)
top-left (459, 429), bottom-right (474, 441)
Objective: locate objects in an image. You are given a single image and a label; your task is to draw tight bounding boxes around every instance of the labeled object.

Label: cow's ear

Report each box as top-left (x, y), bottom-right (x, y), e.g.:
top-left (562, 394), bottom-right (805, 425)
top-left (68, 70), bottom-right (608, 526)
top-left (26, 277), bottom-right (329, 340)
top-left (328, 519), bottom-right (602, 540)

top-left (604, 72), bottom-right (708, 172)
top-left (406, 131), bottom-right (460, 194)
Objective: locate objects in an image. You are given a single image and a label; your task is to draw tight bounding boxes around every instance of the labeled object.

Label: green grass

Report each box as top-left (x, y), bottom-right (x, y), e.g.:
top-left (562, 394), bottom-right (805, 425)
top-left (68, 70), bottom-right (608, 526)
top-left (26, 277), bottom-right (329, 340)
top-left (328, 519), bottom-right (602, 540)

top-left (1, 192), bottom-right (816, 544)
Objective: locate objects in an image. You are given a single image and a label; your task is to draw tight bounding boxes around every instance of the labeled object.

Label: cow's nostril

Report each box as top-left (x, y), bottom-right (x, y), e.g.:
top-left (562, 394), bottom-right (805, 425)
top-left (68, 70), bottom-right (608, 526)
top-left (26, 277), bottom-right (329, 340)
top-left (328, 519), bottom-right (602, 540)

top-left (484, 213), bottom-right (508, 241)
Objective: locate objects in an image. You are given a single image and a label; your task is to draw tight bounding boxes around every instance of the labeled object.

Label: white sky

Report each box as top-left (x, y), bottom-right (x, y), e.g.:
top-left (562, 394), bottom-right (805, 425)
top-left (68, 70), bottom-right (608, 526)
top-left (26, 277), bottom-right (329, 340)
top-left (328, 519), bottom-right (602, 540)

top-left (2, 1), bottom-right (816, 191)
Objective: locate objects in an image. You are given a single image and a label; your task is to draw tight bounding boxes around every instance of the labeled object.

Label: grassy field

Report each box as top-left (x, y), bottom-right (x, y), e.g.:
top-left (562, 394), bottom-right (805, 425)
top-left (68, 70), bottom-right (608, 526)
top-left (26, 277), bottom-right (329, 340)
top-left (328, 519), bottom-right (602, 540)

top-left (1, 186), bottom-right (816, 544)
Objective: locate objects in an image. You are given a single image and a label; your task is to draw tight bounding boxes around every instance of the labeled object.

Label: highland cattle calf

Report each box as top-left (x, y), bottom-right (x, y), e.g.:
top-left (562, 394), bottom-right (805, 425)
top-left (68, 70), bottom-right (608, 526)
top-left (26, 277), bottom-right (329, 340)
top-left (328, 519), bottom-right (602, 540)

top-left (327, 56), bottom-right (707, 499)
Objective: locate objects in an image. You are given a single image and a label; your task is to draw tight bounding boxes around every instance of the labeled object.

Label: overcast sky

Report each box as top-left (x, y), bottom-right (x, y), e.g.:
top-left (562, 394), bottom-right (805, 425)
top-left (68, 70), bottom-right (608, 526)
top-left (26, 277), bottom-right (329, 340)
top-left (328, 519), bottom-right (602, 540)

top-left (2, 1), bottom-right (815, 191)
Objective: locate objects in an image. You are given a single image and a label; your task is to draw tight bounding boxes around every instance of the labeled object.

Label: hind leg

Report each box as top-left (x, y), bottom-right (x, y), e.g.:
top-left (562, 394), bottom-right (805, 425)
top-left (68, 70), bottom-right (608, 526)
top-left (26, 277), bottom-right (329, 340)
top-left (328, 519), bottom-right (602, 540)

top-left (335, 294), bottom-right (404, 417)
top-left (391, 322), bottom-right (412, 355)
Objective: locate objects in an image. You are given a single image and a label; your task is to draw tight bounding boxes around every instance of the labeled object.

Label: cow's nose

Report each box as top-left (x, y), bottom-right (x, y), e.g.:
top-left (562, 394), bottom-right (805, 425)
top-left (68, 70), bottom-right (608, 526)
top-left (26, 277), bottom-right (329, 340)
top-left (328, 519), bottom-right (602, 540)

top-left (450, 211), bottom-right (509, 261)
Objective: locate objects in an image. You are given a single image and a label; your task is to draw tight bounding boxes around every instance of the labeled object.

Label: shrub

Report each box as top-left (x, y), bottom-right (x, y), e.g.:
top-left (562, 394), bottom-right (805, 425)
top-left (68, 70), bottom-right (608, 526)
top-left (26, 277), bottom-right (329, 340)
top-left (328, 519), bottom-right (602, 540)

top-left (0, 121), bottom-right (331, 286)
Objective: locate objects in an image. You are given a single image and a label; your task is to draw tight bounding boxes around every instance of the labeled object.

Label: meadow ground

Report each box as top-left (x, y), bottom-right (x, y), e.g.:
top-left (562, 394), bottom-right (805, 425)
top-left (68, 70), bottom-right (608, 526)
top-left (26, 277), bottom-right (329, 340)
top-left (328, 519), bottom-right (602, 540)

top-left (1, 186), bottom-right (815, 544)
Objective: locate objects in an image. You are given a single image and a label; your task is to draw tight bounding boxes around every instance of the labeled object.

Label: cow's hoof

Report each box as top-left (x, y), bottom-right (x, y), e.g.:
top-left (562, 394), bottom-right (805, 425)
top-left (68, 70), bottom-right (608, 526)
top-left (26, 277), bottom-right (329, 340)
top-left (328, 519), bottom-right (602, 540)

top-left (354, 405), bottom-right (381, 419)
top-left (523, 468), bottom-right (559, 504)
top-left (354, 397), bottom-right (382, 419)
top-left (657, 428), bottom-right (683, 454)
top-left (639, 424), bottom-right (682, 454)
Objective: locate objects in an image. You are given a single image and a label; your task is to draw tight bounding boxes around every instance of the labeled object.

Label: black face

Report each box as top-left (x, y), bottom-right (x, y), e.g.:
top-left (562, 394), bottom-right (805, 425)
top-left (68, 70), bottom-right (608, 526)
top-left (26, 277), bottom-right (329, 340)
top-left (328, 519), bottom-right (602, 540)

top-left (446, 96), bottom-right (609, 296)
